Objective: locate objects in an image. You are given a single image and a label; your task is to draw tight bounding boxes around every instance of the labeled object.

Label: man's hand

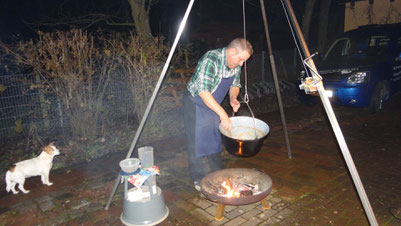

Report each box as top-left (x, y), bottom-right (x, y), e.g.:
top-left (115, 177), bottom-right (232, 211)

top-left (219, 113), bottom-right (232, 131)
top-left (199, 91), bottom-right (232, 130)
top-left (230, 98), bottom-right (240, 113)
top-left (229, 87), bottom-right (241, 113)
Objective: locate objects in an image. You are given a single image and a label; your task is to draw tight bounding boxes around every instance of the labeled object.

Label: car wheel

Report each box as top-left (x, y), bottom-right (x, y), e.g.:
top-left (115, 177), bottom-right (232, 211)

top-left (368, 82), bottom-right (387, 114)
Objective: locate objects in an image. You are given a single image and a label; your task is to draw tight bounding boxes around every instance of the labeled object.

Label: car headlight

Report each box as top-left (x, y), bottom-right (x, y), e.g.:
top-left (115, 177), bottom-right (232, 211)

top-left (346, 71), bottom-right (368, 84)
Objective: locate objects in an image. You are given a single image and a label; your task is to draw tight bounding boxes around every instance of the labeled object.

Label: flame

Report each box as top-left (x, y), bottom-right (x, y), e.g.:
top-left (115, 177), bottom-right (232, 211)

top-left (221, 181), bottom-right (234, 197)
top-left (221, 180), bottom-right (240, 198)
top-left (236, 141), bottom-right (243, 155)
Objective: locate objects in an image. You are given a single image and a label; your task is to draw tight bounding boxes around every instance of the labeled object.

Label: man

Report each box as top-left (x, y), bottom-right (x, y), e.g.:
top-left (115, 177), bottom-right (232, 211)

top-left (182, 38), bottom-right (253, 191)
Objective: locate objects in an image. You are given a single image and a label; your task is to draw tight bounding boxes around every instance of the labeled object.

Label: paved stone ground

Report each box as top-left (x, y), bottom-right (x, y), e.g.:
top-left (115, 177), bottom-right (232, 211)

top-left (1, 93), bottom-right (401, 225)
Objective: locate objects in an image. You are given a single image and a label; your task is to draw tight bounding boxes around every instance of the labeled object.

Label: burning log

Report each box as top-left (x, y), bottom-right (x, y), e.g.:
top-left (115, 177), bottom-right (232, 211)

top-left (240, 190), bottom-right (253, 197)
top-left (215, 178), bottom-right (260, 198)
top-left (201, 168), bottom-right (272, 206)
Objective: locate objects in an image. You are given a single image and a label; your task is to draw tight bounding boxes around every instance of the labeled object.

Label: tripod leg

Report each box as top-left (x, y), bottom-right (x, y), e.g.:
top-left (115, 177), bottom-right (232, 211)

top-left (105, 173), bottom-right (121, 210)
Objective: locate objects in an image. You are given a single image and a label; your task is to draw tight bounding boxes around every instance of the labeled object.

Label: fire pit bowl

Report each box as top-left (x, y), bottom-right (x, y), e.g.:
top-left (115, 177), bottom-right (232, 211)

top-left (219, 116), bottom-right (270, 157)
top-left (200, 168), bottom-right (272, 206)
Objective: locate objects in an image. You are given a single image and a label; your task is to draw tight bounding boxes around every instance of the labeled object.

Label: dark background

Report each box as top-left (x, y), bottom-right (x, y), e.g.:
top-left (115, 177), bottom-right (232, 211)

top-left (0, 0), bottom-right (347, 52)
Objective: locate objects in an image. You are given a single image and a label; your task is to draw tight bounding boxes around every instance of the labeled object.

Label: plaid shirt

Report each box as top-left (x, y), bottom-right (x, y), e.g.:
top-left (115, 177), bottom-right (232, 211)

top-left (187, 48), bottom-right (242, 97)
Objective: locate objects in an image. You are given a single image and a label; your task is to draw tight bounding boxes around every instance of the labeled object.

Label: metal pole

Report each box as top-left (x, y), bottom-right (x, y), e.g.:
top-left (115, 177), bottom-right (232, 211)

top-left (261, 51), bottom-right (265, 82)
top-left (105, 0), bottom-right (195, 210)
top-left (280, 0), bottom-right (378, 225)
top-left (259, 0), bottom-right (292, 159)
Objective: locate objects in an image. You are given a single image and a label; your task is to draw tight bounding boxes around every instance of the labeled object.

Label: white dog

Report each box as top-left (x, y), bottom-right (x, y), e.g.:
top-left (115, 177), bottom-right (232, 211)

top-left (5, 142), bottom-right (60, 194)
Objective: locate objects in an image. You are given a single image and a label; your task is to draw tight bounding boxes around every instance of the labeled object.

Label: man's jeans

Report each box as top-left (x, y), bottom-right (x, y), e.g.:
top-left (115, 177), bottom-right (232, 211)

top-left (183, 90), bottom-right (223, 182)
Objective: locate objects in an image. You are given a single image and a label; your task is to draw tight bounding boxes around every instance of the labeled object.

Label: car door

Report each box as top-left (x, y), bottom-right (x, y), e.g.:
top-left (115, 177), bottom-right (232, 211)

top-left (391, 35), bottom-right (401, 92)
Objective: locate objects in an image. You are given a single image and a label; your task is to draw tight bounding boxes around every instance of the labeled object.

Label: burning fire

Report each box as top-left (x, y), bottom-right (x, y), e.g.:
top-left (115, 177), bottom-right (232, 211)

top-left (236, 141), bottom-right (243, 155)
top-left (219, 179), bottom-right (258, 198)
top-left (221, 181), bottom-right (239, 198)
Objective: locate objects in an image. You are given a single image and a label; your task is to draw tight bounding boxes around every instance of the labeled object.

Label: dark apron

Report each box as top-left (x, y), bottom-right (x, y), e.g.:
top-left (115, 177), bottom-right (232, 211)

top-left (194, 76), bottom-right (235, 157)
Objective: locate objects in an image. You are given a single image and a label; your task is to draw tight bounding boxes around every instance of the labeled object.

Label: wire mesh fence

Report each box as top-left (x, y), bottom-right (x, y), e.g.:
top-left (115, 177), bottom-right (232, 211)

top-left (0, 72), bottom-right (134, 142)
top-left (0, 49), bottom-right (299, 142)
top-left (0, 73), bottom-right (43, 140)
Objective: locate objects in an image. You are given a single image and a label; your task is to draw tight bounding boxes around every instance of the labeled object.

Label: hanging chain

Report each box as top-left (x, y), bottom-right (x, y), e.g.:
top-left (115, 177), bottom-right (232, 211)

top-left (242, 0), bottom-right (250, 105)
top-left (242, 0), bottom-right (258, 138)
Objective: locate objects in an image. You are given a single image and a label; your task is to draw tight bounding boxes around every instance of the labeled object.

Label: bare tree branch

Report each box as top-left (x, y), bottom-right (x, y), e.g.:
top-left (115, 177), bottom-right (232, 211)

top-left (24, 13), bottom-right (134, 30)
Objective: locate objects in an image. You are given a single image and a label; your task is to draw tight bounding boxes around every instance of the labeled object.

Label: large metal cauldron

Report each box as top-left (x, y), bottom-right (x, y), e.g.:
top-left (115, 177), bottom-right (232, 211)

top-left (219, 116), bottom-right (270, 157)
top-left (200, 168), bottom-right (272, 206)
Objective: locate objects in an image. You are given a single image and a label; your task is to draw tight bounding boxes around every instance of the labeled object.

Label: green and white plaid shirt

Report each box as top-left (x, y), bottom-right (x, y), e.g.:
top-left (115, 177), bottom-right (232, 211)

top-left (187, 48), bottom-right (242, 97)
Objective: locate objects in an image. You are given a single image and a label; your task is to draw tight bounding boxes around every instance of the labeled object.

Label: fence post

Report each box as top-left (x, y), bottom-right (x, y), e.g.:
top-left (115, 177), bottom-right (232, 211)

top-left (35, 74), bottom-right (49, 128)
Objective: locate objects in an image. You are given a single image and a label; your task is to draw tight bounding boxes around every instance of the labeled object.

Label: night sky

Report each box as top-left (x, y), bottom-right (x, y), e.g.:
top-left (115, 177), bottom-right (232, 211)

top-left (0, 0), bottom-right (314, 51)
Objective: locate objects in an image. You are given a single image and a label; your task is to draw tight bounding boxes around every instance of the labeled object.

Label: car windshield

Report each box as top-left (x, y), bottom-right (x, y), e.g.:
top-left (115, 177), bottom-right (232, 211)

top-left (324, 34), bottom-right (391, 63)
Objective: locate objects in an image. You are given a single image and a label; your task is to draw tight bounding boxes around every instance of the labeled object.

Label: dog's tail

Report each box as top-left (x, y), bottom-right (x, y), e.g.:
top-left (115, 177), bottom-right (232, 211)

top-left (5, 165), bottom-right (16, 193)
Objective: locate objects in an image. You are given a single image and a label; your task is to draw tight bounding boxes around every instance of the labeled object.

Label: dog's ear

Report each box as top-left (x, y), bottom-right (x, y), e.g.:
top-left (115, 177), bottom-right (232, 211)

top-left (49, 142), bottom-right (55, 146)
top-left (42, 145), bottom-right (52, 154)
top-left (9, 164), bottom-right (16, 172)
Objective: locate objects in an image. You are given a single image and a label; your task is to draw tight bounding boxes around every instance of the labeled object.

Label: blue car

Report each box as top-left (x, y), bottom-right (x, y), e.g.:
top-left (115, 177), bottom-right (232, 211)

top-left (297, 23), bottom-right (401, 113)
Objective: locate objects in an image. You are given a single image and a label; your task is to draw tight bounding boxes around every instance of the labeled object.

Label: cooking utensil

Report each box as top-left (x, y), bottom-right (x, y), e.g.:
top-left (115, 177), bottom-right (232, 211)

top-left (219, 116), bottom-right (269, 157)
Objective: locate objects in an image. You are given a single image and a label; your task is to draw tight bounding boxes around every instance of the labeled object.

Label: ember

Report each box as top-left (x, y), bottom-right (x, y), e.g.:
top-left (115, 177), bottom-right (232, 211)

top-left (201, 168), bottom-right (272, 221)
top-left (220, 179), bottom-right (259, 198)
top-left (201, 168), bottom-right (272, 206)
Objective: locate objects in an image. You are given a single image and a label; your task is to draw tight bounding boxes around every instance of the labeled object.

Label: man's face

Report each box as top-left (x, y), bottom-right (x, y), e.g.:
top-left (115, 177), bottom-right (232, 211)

top-left (226, 49), bottom-right (251, 69)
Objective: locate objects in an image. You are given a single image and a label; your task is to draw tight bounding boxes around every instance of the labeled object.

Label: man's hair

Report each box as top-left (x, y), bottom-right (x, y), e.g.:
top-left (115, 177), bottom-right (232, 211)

top-left (228, 38), bottom-right (253, 55)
